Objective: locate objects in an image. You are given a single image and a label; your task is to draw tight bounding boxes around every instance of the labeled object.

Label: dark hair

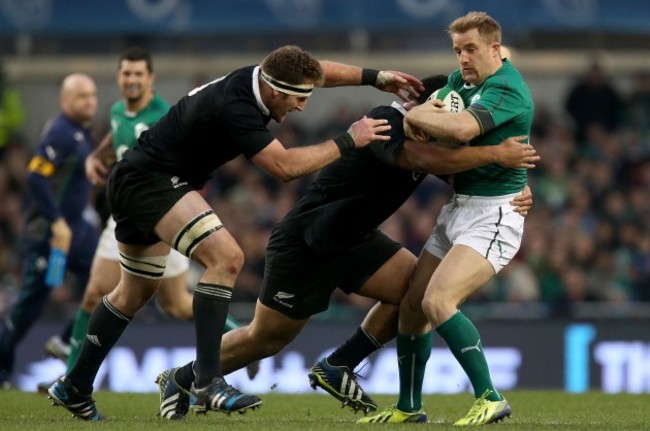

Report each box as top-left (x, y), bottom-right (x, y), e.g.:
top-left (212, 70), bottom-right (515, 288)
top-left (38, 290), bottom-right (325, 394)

top-left (118, 47), bottom-right (153, 73)
top-left (415, 74), bottom-right (448, 104)
top-left (261, 45), bottom-right (324, 87)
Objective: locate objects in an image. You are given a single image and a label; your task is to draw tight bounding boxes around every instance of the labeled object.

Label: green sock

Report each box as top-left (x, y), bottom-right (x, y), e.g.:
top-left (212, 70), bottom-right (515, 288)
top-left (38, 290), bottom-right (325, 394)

top-left (436, 311), bottom-right (502, 401)
top-left (223, 314), bottom-right (240, 333)
top-left (66, 308), bottom-right (91, 373)
top-left (396, 331), bottom-right (432, 412)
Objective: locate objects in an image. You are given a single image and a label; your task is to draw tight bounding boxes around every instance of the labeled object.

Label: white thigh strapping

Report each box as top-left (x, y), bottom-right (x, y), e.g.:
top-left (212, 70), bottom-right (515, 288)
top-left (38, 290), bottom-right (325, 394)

top-left (424, 193), bottom-right (524, 273)
top-left (96, 217), bottom-right (190, 278)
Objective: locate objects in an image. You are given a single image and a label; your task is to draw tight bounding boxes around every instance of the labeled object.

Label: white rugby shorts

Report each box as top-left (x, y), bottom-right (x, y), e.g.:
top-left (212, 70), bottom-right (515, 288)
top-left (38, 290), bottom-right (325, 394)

top-left (424, 192), bottom-right (524, 273)
top-left (95, 217), bottom-right (190, 278)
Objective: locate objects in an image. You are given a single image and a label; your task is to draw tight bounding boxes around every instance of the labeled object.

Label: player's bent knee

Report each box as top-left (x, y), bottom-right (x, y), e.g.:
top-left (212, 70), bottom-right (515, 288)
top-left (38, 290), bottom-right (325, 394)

top-left (421, 296), bottom-right (449, 326)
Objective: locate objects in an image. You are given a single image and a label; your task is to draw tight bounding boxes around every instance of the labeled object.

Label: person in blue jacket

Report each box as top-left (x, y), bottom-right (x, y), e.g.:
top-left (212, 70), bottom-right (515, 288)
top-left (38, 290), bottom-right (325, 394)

top-left (0, 73), bottom-right (100, 388)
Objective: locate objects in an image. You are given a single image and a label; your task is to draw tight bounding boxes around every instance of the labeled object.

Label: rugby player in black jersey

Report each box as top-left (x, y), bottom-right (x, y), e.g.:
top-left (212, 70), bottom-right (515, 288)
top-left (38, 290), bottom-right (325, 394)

top-left (47, 45), bottom-right (423, 421)
top-left (154, 74), bottom-right (537, 418)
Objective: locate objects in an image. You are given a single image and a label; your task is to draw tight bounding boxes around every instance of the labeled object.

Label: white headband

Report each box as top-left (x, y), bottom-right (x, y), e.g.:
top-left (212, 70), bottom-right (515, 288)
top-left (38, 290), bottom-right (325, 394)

top-left (260, 70), bottom-right (314, 97)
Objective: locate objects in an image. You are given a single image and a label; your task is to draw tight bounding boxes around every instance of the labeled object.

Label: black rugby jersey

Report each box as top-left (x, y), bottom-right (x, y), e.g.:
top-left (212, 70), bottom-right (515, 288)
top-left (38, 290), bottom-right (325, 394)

top-left (124, 65), bottom-right (274, 189)
top-left (281, 104), bottom-right (427, 255)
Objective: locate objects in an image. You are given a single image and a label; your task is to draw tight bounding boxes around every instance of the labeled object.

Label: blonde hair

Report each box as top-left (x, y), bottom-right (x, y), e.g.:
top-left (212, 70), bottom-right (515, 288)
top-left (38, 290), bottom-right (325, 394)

top-left (448, 11), bottom-right (501, 45)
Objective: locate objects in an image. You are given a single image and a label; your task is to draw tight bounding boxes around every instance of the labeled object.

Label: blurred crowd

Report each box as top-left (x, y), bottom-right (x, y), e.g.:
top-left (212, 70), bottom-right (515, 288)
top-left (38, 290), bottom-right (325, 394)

top-left (0, 63), bottom-right (649, 321)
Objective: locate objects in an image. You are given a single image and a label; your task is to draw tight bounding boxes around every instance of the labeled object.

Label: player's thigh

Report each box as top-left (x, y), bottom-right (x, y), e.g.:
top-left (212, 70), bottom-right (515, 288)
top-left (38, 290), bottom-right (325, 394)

top-left (427, 244), bottom-right (494, 304)
top-left (82, 255), bottom-right (121, 309)
top-left (339, 230), bottom-right (403, 301)
top-left (357, 247), bottom-right (416, 304)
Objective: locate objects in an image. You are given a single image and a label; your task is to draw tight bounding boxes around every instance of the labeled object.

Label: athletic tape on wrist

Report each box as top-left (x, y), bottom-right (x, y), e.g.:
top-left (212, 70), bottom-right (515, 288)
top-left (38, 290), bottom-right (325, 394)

top-left (361, 68), bottom-right (380, 86)
top-left (333, 132), bottom-right (355, 156)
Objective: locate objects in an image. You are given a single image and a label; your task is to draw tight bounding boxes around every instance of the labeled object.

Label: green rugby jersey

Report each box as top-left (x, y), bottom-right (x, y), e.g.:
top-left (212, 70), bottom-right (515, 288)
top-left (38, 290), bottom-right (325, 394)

top-left (109, 93), bottom-right (169, 161)
top-left (447, 59), bottom-right (534, 196)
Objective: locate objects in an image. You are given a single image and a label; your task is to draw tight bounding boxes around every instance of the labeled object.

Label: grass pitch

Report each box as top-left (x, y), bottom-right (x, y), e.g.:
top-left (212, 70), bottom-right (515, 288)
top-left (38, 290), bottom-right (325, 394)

top-left (0, 390), bottom-right (648, 430)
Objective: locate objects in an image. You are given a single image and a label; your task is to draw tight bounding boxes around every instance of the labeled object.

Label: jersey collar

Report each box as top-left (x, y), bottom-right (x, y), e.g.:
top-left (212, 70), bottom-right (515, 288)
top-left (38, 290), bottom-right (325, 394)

top-left (252, 66), bottom-right (270, 116)
top-left (391, 100), bottom-right (407, 116)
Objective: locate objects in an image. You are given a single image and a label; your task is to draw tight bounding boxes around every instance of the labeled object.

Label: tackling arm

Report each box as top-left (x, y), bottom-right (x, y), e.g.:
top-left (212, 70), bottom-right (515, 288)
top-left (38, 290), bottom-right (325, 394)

top-left (405, 104), bottom-right (481, 143)
top-left (395, 136), bottom-right (538, 174)
top-left (319, 61), bottom-right (422, 101)
top-left (251, 116), bottom-right (391, 182)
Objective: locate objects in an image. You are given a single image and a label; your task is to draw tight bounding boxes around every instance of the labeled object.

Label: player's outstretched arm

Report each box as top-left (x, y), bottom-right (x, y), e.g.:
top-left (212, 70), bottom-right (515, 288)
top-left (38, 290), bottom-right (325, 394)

top-left (319, 61), bottom-right (423, 101)
top-left (406, 103), bottom-right (480, 143)
top-left (251, 116), bottom-right (390, 182)
top-left (396, 136), bottom-right (539, 174)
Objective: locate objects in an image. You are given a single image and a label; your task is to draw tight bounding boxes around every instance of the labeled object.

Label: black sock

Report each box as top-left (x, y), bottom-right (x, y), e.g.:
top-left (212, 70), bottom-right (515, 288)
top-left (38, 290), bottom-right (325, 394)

top-left (174, 361), bottom-right (195, 391)
top-left (192, 283), bottom-right (232, 388)
top-left (327, 327), bottom-right (383, 370)
top-left (67, 297), bottom-right (130, 394)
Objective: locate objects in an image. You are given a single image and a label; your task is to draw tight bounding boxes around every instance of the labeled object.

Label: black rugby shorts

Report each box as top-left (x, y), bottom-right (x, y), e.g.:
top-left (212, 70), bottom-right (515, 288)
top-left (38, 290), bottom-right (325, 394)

top-left (259, 225), bottom-right (402, 319)
top-left (106, 160), bottom-right (194, 245)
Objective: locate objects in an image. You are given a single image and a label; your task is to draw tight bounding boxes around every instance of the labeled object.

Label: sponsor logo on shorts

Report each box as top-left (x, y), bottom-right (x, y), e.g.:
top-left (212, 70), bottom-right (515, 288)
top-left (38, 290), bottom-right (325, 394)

top-left (170, 176), bottom-right (188, 189)
top-left (273, 291), bottom-right (295, 308)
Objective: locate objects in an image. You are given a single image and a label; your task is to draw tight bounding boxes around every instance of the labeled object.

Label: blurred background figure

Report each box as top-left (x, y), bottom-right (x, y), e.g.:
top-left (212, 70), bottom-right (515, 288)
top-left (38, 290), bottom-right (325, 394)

top-left (0, 74), bottom-right (99, 389)
top-left (0, 62), bottom-right (25, 161)
top-left (565, 62), bottom-right (623, 147)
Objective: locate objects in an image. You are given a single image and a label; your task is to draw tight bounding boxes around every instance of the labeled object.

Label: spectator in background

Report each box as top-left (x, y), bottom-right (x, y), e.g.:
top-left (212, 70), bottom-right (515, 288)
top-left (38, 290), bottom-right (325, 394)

top-left (565, 62), bottom-right (623, 146)
top-left (0, 64), bottom-right (25, 160)
top-left (0, 74), bottom-right (99, 389)
top-left (625, 69), bottom-right (650, 133)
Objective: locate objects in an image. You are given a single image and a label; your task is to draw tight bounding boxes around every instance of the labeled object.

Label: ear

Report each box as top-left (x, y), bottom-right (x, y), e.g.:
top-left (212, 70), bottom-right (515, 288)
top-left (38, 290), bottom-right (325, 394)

top-left (492, 43), bottom-right (501, 58)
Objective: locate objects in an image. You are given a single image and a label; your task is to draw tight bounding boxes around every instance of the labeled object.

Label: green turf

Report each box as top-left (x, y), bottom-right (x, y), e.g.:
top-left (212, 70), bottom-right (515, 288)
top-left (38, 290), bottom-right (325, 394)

top-left (0, 390), bottom-right (648, 430)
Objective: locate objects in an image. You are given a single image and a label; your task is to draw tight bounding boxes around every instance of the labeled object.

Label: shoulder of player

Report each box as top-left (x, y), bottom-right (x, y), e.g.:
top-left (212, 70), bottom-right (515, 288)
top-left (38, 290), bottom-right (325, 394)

top-left (368, 104), bottom-right (402, 120)
top-left (488, 62), bottom-right (527, 87)
top-left (41, 116), bottom-right (85, 149)
top-left (150, 92), bottom-right (170, 110)
top-left (110, 100), bottom-right (126, 116)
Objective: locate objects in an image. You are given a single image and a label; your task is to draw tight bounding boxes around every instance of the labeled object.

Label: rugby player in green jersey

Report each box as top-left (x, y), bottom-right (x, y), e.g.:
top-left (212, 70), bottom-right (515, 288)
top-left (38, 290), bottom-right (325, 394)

top-left (361, 11), bottom-right (535, 425)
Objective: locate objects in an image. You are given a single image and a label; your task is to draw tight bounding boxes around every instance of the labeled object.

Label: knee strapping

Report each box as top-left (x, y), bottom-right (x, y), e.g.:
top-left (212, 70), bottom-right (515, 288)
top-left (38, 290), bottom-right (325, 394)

top-left (172, 210), bottom-right (223, 258)
top-left (119, 252), bottom-right (168, 279)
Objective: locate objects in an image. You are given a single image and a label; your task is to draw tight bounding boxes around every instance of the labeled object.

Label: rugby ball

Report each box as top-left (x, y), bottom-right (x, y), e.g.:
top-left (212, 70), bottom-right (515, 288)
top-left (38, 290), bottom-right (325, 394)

top-left (427, 87), bottom-right (465, 113)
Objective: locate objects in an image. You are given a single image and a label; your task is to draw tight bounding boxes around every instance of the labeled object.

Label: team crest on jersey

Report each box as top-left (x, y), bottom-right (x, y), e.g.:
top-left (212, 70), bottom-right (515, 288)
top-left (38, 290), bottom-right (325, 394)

top-left (134, 122), bottom-right (149, 139)
top-left (470, 94), bottom-right (481, 105)
top-left (116, 145), bottom-right (129, 161)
